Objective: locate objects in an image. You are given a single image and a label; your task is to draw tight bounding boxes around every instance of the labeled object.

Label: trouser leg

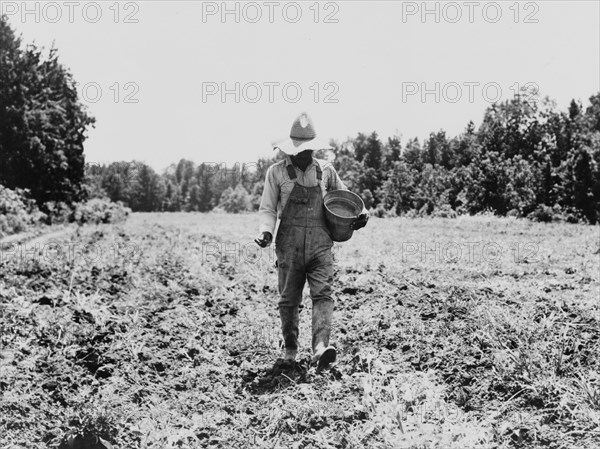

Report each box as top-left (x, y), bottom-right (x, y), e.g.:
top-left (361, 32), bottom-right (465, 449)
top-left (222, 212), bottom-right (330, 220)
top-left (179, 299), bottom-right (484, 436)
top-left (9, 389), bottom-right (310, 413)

top-left (278, 306), bottom-right (299, 352)
top-left (277, 255), bottom-right (305, 353)
top-left (311, 300), bottom-right (334, 353)
top-left (306, 250), bottom-right (334, 353)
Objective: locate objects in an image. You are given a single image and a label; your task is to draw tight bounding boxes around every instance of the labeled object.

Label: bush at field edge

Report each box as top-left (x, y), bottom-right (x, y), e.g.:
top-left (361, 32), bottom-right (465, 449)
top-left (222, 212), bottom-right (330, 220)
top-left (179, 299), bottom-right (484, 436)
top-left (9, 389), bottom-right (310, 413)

top-left (0, 185), bottom-right (131, 238)
top-left (0, 185), bottom-right (46, 238)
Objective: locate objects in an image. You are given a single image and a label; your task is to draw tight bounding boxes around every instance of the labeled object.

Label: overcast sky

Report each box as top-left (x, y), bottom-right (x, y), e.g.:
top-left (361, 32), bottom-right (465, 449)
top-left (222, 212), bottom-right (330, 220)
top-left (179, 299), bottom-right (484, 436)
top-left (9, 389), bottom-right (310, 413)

top-left (4, 1), bottom-right (599, 171)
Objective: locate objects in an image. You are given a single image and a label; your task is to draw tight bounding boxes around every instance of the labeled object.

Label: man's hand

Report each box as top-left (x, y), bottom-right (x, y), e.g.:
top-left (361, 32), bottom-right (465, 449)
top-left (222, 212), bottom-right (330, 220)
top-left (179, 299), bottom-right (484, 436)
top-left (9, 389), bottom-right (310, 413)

top-left (254, 232), bottom-right (273, 248)
top-left (350, 211), bottom-right (369, 230)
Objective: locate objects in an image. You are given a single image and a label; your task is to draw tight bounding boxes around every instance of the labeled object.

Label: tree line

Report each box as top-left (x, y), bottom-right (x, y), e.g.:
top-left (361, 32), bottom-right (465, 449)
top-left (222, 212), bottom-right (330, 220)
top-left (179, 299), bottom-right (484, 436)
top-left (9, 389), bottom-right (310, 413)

top-left (2, 16), bottom-right (599, 225)
top-left (338, 94), bottom-right (600, 223)
top-left (83, 93), bottom-right (600, 224)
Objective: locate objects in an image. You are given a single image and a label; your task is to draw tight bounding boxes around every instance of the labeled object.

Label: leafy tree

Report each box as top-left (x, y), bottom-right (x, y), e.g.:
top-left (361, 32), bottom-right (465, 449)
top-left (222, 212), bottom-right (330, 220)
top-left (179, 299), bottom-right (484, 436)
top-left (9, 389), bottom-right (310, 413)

top-left (249, 180), bottom-right (264, 211)
top-left (380, 161), bottom-right (416, 214)
top-left (217, 184), bottom-right (251, 213)
top-left (68, 83), bottom-right (600, 223)
top-left (352, 133), bottom-right (369, 163)
top-left (402, 138), bottom-right (423, 170)
top-left (175, 159), bottom-right (195, 186)
top-left (162, 180), bottom-right (180, 211)
top-left (462, 152), bottom-right (511, 214)
top-left (569, 147), bottom-right (597, 223)
top-left (477, 95), bottom-right (544, 160)
top-left (128, 163), bottom-right (163, 212)
top-left (332, 140), bottom-right (362, 192)
top-left (584, 93), bottom-right (600, 133)
top-left (100, 162), bottom-right (135, 204)
top-left (382, 136), bottom-right (402, 172)
top-left (0, 17), bottom-right (95, 209)
top-left (413, 164), bottom-right (452, 214)
top-left (363, 132), bottom-right (383, 171)
top-left (504, 156), bottom-right (539, 215)
top-left (185, 181), bottom-right (202, 212)
top-left (449, 122), bottom-right (481, 167)
top-left (422, 130), bottom-right (451, 167)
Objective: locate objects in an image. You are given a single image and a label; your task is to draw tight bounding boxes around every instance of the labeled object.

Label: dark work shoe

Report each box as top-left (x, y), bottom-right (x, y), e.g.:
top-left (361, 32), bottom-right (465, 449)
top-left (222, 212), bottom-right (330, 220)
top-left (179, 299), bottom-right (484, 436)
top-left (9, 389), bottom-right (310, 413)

top-left (312, 345), bottom-right (337, 371)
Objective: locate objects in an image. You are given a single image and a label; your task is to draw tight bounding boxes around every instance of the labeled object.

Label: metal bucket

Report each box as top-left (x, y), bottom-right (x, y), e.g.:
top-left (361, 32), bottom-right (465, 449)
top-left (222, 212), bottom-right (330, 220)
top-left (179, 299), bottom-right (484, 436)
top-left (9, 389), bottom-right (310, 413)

top-left (323, 190), bottom-right (365, 242)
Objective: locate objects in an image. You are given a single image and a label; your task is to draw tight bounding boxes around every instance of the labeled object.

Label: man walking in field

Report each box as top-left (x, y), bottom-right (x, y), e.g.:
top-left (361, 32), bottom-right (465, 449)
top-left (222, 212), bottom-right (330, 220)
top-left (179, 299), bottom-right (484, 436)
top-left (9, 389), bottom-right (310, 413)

top-left (255, 112), bottom-right (369, 370)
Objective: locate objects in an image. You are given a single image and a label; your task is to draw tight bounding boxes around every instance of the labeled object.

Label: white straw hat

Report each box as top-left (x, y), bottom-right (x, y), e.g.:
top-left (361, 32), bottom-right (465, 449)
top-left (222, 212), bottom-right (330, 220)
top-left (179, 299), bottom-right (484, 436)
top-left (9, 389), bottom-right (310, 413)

top-left (272, 112), bottom-right (332, 155)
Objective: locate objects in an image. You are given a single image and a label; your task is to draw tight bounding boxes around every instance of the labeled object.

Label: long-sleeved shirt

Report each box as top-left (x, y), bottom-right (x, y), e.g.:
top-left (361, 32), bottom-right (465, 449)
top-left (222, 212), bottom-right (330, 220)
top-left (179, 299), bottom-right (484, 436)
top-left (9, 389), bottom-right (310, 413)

top-left (258, 156), bottom-right (348, 235)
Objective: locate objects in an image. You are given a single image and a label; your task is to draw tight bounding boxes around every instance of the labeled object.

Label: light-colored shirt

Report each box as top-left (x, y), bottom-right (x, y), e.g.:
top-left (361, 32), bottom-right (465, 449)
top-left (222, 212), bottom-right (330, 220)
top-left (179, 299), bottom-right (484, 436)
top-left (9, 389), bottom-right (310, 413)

top-left (258, 156), bottom-right (347, 235)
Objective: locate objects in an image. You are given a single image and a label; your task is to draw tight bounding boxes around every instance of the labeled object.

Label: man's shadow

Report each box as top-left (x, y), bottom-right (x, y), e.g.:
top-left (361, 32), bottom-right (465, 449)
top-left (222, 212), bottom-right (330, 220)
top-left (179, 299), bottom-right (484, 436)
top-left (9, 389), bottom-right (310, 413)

top-left (241, 356), bottom-right (311, 395)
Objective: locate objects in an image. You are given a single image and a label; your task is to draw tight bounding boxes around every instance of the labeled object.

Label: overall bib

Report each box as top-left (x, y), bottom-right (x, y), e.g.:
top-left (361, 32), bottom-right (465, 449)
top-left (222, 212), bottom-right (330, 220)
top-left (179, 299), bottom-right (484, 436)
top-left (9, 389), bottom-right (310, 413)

top-left (275, 163), bottom-right (335, 354)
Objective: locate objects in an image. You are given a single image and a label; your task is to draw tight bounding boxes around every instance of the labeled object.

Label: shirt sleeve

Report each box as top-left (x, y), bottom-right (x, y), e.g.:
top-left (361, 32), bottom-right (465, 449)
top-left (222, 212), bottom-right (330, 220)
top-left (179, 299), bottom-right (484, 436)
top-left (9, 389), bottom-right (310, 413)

top-left (258, 165), bottom-right (278, 235)
top-left (327, 165), bottom-right (348, 191)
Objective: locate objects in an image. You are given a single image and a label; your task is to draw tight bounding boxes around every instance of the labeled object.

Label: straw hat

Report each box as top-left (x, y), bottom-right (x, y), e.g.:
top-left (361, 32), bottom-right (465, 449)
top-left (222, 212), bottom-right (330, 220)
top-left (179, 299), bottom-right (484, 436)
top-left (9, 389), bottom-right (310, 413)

top-left (272, 112), bottom-right (332, 155)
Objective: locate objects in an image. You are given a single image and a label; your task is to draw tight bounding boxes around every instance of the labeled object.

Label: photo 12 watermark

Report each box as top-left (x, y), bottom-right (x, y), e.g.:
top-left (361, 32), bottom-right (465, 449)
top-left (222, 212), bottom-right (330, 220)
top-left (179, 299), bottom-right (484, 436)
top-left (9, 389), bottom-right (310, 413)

top-left (400, 1), bottom-right (540, 24)
top-left (193, 160), bottom-right (343, 184)
top-left (201, 1), bottom-right (340, 24)
top-left (201, 241), bottom-right (276, 265)
top-left (0, 240), bottom-right (141, 266)
top-left (200, 240), bottom-right (345, 265)
top-left (200, 318), bottom-right (282, 348)
top-left (201, 81), bottom-right (339, 104)
top-left (1, 1), bottom-right (140, 24)
top-left (195, 162), bottom-right (267, 184)
top-left (401, 81), bottom-right (540, 104)
top-left (74, 81), bottom-right (140, 105)
top-left (400, 241), bottom-right (540, 264)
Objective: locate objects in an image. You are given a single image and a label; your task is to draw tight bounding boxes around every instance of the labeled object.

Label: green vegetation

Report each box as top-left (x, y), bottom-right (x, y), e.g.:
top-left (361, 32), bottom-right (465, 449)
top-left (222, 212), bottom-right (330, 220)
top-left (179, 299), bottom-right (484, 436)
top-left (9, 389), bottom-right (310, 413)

top-left (84, 96), bottom-right (600, 223)
top-left (0, 17), bottom-right (94, 209)
top-left (1, 11), bottom-right (598, 449)
top-left (0, 186), bottom-right (45, 238)
top-left (0, 18), bottom-right (129, 236)
top-left (0, 213), bottom-right (597, 448)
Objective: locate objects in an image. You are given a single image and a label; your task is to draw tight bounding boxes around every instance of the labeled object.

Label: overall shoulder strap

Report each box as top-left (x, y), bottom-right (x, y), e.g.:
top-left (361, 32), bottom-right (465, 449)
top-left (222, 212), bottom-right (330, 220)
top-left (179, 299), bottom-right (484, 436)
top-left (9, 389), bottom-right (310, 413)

top-left (314, 159), bottom-right (323, 181)
top-left (286, 164), bottom-right (297, 180)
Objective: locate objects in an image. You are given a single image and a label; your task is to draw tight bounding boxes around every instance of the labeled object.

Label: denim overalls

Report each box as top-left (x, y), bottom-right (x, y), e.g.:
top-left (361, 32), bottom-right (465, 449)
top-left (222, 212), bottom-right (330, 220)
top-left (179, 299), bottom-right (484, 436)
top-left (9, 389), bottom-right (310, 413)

top-left (275, 162), bottom-right (335, 354)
